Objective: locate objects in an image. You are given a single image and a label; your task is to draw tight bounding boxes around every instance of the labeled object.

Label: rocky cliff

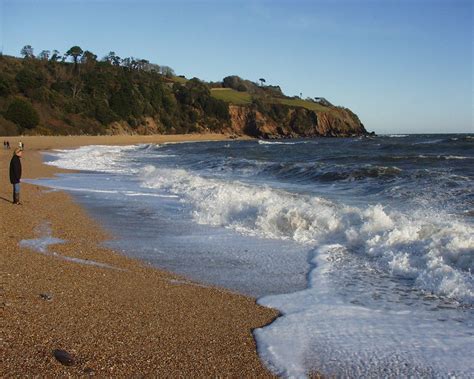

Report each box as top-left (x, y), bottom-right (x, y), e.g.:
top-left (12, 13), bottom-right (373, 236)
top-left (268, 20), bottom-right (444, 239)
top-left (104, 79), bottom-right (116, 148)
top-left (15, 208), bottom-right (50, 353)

top-left (228, 104), bottom-right (368, 139)
top-left (0, 55), bottom-right (371, 138)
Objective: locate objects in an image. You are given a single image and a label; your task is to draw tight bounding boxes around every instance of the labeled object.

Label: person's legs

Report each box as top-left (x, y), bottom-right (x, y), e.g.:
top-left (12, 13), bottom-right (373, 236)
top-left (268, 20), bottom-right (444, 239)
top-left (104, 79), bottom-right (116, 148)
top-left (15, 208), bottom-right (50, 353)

top-left (12, 183), bottom-right (20, 204)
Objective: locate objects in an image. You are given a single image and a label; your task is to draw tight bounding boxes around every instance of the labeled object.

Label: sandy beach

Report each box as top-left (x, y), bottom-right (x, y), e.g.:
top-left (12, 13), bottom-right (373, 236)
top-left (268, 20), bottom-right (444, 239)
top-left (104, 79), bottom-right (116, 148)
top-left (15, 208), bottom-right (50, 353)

top-left (1, 134), bottom-right (278, 376)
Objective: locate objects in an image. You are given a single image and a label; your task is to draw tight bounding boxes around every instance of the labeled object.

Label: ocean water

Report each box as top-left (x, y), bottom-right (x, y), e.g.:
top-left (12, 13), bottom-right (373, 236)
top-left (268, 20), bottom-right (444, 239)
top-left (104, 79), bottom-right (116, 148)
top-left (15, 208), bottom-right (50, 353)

top-left (32, 134), bottom-right (473, 377)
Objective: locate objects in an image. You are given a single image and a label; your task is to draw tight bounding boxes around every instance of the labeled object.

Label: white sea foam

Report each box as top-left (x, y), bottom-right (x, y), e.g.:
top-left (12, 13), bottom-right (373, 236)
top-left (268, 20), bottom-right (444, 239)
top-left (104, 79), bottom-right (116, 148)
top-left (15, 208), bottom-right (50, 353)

top-left (444, 155), bottom-right (471, 160)
top-left (387, 134), bottom-right (409, 137)
top-left (258, 140), bottom-right (309, 145)
top-left (45, 145), bottom-right (139, 173)
top-left (19, 223), bottom-right (120, 270)
top-left (414, 139), bottom-right (444, 144)
top-left (255, 245), bottom-right (474, 378)
top-left (415, 154), bottom-right (471, 160)
top-left (23, 182), bottom-right (179, 199)
top-left (141, 165), bottom-right (474, 303)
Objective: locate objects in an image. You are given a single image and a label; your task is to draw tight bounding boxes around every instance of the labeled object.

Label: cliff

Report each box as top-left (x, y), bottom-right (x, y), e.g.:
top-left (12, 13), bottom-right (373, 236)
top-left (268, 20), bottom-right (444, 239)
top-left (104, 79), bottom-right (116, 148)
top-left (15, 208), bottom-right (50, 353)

top-left (228, 105), bottom-right (368, 139)
top-left (0, 54), bottom-right (371, 138)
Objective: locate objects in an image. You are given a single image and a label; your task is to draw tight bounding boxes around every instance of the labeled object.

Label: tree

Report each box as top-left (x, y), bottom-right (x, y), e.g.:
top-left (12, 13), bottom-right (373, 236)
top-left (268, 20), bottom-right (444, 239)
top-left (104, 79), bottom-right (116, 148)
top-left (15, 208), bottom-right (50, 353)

top-left (103, 51), bottom-right (121, 66)
top-left (121, 57), bottom-right (134, 70)
top-left (20, 45), bottom-right (34, 59)
top-left (102, 51), bottom-right (114, 64)
top-left (146, 63), bottom-right (160, 73)
top-left (160, 65), bottom-right (175, 77)
top-left (5, 98), bottom-right (40, 129)
top-left (65, 46), bottom-right (84, 70)
top-left (137, 59), bottom-right (150, 71)
top-left (259, 78), bottom-right (266, 86)
top-left (110, 82), bottom-right (142, 119)
top-left (50, 50), bottom-right (61, 62)
top-left (81, 50), bottom-right (97, 64)
top-left (38, 50), bottom-right (50, 60)
top-left (0, 75), bottom-right (12, 96)
top-left (223, 75), bottom-right (247, 92)
top-left (15, 69), bottom-right (45, 92)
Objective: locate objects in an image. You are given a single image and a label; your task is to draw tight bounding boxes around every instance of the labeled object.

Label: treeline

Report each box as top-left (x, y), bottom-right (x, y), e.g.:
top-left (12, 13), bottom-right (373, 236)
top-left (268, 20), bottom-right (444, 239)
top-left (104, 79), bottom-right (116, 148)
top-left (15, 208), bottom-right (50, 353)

top-left (0, 45), bottom-right (230, 135)
top-left (0, 44), bottom-right (368, 138)
top-left (18, 45), bottom-right (176, 76)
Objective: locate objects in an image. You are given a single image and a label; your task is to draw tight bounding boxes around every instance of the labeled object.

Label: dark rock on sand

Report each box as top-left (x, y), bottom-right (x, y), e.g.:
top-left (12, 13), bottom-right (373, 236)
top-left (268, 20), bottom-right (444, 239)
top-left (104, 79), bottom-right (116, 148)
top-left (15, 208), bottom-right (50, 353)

top-left (53, 349), bottom-right (75, 366)
top-left (39, 293), bottom-right (53, 301)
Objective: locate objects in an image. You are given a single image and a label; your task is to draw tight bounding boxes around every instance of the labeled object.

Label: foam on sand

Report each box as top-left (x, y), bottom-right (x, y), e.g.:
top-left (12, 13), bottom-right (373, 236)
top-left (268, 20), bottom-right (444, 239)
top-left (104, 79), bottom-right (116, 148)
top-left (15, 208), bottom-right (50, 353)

top-left (255, 245), bottom-right (474, 378)
top-left (20, 223), bottom-right (121, 270)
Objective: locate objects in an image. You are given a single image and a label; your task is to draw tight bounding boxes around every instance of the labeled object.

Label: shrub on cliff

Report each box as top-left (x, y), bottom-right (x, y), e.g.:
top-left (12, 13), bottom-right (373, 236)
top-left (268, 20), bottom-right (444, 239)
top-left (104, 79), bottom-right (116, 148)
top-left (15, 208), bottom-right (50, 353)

top-left (4, 98), bottom-right (40, 129)
top-left (110, 81), bottom-right (143, 119)
top-left (15, 68), bottom-right (46, 93)
top-left (94, 101), bottom-right (119, 125)
top-left (0, 74), bottom-right (13, 96)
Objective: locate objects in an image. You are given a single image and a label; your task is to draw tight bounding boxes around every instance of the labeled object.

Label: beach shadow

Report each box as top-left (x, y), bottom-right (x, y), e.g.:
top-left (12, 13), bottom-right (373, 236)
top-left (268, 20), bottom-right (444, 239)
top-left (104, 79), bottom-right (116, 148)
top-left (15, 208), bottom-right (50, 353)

top-left (0, 196), bottom-right (12, 204)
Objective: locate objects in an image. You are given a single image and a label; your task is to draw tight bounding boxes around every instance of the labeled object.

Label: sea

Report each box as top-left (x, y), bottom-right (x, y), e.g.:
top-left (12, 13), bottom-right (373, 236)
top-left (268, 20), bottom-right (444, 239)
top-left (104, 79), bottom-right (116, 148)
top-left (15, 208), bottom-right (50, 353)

top-left (31, 134), bottom-right (473, 378)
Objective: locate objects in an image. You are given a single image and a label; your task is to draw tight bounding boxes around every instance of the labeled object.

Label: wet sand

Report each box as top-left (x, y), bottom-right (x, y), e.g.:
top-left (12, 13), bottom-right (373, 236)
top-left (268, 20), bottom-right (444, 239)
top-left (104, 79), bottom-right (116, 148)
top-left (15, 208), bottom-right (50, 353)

top-left (0, 134), bottom-right (278, 376)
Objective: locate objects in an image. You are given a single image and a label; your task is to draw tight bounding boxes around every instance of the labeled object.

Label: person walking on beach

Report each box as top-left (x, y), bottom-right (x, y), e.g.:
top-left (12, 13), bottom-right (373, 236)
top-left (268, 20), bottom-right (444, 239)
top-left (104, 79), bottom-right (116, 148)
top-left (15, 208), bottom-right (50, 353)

top-left (9, 148), bottom-right (23, 205)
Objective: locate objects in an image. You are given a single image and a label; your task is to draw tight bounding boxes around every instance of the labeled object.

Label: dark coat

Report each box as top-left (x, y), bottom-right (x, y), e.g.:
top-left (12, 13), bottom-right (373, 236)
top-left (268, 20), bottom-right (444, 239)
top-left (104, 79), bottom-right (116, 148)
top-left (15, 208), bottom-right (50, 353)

top-left (9, 155), bottom-right (22, 184)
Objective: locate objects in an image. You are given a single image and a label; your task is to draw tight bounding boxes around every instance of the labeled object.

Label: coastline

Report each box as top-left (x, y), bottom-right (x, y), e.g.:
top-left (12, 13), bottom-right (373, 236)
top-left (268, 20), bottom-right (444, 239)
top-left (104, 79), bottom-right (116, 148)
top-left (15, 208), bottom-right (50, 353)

top-left (1, 134), bottom-right (278, 376)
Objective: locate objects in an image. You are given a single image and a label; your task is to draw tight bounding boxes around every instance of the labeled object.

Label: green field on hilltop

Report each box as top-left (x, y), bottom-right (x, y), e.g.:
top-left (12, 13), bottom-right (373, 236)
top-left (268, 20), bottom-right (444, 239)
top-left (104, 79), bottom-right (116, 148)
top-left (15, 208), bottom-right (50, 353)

top-left (211, 88), bottom-right (330, 112)
top-left (277, 98), bottom-right (329, 112)
top-left (171, 76), bottom-right (188, 84)
top-left (210, 88), bottom-right (253, 104)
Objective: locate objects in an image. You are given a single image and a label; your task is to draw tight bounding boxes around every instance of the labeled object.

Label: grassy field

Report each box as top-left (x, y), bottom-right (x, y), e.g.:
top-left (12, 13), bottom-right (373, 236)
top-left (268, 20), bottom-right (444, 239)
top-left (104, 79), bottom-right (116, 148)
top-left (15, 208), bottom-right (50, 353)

top-left (210, 88), bottom-right (253, 104)
top-left (277, 98), bottom-right (330, 112)
top-left (211, 88), bottom-right (331, 112)
top-left (171, 76), bottom-right (188, 84)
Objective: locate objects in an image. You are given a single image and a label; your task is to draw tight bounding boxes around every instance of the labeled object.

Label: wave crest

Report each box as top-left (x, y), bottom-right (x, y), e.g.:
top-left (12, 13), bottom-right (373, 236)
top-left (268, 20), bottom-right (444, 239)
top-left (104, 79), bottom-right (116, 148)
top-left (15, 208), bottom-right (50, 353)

top-left (141, 166), bottom-right (474, 303)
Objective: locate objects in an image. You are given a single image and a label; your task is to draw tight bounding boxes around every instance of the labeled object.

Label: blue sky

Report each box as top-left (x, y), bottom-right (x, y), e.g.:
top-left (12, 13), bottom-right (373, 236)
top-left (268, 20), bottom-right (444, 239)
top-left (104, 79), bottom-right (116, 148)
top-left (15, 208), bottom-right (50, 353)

top-left (1, 0), bottom-right (472, 133)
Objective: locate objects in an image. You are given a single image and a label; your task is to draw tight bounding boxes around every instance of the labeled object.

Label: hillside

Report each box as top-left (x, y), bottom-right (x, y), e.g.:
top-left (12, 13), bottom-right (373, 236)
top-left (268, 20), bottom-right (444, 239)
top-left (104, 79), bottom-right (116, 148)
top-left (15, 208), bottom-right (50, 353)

top-left (0, 51), bottom-right (370, 138)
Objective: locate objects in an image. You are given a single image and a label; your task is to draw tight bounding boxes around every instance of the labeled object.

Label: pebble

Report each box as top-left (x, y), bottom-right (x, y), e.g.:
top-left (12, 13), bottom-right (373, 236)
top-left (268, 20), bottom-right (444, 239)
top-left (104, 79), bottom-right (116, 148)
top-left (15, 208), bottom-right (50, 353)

top-left (39, 293), bottom-right (53, 301)
top-left (53, 349), bottom-right (75, 366)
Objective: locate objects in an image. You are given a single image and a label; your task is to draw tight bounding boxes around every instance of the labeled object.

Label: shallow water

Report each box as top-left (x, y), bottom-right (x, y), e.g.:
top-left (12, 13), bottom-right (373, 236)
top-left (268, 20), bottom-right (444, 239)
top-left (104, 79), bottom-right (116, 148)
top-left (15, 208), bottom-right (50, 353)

top-left (33, 134), bottom-right (474, 377)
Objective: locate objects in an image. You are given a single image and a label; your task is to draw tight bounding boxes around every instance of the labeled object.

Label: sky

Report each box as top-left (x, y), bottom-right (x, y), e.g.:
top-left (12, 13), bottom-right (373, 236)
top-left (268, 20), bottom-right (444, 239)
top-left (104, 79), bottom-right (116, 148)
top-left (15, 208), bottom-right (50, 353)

top-left (0, 0), bottom-right (472, 134)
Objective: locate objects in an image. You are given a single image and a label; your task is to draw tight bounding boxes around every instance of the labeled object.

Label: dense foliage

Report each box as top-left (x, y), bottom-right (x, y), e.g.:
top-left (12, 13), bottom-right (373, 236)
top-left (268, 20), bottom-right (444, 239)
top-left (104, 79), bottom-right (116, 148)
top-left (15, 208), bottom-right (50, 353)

top-left (0, 45), bottom-right (366, 137)
top-left (5, 98), bottom-right (40, 130)
top-left (0, 47), bottom-right (231, 135)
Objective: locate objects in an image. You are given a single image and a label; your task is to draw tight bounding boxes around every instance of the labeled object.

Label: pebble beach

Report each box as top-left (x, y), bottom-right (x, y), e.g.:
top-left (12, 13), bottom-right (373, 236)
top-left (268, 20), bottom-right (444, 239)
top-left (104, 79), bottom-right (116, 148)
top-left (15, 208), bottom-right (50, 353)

top-left (0, 134), bottom-right (277, 377)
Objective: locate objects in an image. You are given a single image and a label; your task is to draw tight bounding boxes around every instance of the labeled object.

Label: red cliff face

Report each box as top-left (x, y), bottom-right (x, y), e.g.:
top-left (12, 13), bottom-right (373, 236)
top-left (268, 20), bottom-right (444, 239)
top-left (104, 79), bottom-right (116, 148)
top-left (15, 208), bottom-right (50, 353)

top-left (229, 105), bottom-right (367, 139)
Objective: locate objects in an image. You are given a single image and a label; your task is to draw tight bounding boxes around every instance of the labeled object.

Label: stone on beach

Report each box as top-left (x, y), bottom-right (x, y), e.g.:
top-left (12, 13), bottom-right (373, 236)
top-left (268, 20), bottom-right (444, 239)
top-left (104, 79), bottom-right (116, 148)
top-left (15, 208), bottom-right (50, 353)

top-left (53, 349), bottom-right (75, 366)
top-left (39, 293), bottom-right (53, 301)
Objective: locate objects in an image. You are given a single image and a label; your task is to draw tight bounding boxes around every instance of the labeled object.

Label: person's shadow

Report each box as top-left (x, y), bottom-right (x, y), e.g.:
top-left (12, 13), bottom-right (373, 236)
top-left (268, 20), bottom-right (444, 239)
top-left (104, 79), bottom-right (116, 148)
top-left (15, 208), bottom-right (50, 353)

top-left (0, 195), bottom-right (12, 203)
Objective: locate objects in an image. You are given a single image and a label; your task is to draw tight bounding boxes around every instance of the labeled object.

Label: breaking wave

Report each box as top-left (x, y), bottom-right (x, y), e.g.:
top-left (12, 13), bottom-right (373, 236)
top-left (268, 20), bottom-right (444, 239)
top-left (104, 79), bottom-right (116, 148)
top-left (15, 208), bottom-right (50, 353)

top-left (141, 165), bottom-right (474, 304)
top-left (45, 145), bottom-right (140, 173)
